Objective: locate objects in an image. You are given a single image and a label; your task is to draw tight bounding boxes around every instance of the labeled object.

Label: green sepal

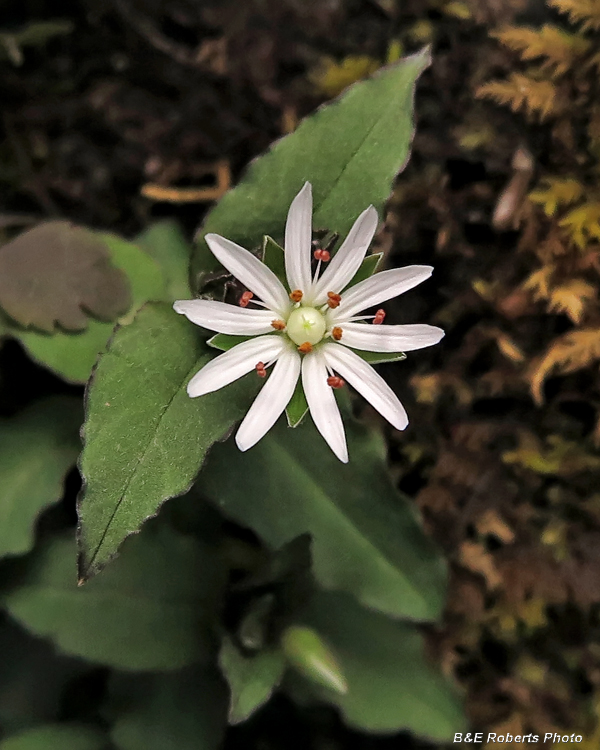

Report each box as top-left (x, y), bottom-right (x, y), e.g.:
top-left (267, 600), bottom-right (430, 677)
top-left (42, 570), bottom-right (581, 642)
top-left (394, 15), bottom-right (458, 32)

top-left (262, 236), bottom-right (288, 289)
top-left (344, 252), bottom-right (383, 289)
top-left (219, 637), bottom-right (286, 724)
top-left (353, 349), bottom-right (406, 365)
top-left (207, 333), bottom-right (255, 352)
top-left (286, 380), bottom-right (309, 428)
top-left (281, 625), bottom-right (348, 696)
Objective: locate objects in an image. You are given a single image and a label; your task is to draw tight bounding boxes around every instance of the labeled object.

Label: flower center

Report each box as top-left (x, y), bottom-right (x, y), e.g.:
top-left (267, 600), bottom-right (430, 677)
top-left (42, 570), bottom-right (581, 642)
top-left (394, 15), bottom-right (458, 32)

top-left (286, 306), bottom-right (327, 346)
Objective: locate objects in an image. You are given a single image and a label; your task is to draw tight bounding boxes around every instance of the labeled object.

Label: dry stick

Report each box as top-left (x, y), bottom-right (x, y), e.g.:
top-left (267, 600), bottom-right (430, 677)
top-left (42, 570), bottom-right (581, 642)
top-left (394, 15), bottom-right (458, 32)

top-left (3, 113), bottom-right (59, 215)
top-left (114, 0), bottom-right (225, 71)
top-left (141, 160), bottom-right (231, 203)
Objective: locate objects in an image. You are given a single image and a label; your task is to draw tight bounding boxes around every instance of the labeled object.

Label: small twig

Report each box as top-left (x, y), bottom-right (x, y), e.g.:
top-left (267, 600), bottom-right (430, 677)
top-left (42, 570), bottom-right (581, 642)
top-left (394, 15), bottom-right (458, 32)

top-left (0, 214), bottom-right (38, 230)
top-left (141, 160), bottom-right (231, 203)
top-left (114, 0), bottom-right (226, 73)
top-left (3, 114), bottom-right (59, 215)
top-left (492, 145), bottom-right (535, 231)
top-left (281, 105), bottom-right (298, 134)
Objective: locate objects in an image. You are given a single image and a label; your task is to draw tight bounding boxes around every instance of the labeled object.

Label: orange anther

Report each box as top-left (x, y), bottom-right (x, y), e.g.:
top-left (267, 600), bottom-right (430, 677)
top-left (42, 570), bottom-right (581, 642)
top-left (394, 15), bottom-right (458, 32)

top-left (298, 342), bottom-right (313, 353)
top-left (332, 326), bottom-right (343, 341)
top-left (290, 289), bottom-right (303, 303)
top-left (239, 291), bottom-right (254, 307)
top-left (255, 361), bottom-right (267, 378)
top-left (327, 376), bottom-right (345, 389)
top-left (271, 319), bottom-right (286, 330)
top-left (373, 309), bottom-right (386, 325)
top-left (327, 291), bottom-right (342, 309)
top-left (314, 248), bottom-right (331, 262)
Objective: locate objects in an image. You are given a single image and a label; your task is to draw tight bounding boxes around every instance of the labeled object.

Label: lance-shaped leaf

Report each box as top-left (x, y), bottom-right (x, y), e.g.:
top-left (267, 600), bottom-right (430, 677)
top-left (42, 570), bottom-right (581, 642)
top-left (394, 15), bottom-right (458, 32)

top-left (77, 302), bottom-right (256, 579)
top-left (296, 592), bottom-right (466, 739)
top-left (2, 522), bottom-right (221, 670)
top-left (198, 418), bottom-right (446, 621)
top-left (8, 235), bottom-right (166, 384)
top-left (0, 397), bottom-right (82, 559)
top-left (107, 667), bottom-right (227, 750)
top-left (219, 637), bottom-right (285, 724)
top-left (191, 49), bottom-right (430, 289)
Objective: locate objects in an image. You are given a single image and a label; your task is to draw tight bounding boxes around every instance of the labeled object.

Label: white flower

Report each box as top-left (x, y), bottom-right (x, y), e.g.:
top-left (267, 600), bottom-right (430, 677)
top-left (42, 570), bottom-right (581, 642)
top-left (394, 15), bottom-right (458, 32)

top-left (174, 182), bottom-right (444, 463)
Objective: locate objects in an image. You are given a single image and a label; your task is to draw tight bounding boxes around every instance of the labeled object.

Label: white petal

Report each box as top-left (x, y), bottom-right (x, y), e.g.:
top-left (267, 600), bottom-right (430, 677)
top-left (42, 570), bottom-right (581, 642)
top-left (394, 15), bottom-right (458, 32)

top-left (338, 322), bottom-right (445, 352)
top-left (174, 299), bottom-right (280, 335)
top-left (285, 182), bottom-right (313, 294)
top-left (311, 205), bottom-right (378, 305)
top-left (321, 344), bottom-right (408, 431)
top-left (205, 233), bottom-right (290, 315)
top-left (187, 335), bottom-right (286, 397)
top-left (236, 348), bottom-right (301, 451)
top-left (302, 350), bottom-right (348, 463)
top-left (330, 266), bottom-right (434, 321)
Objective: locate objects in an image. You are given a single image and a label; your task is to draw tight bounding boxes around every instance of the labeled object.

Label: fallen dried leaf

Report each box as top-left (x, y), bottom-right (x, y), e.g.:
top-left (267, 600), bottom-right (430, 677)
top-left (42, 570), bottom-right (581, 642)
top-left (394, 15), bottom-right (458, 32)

top-left (0, 221), bottom-right (131, 332)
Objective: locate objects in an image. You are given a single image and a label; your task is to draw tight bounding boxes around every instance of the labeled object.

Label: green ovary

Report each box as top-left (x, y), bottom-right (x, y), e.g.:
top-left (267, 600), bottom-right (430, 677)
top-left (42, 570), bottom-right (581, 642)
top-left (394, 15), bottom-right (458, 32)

top-left (286, 306), bottom-right (327, 346)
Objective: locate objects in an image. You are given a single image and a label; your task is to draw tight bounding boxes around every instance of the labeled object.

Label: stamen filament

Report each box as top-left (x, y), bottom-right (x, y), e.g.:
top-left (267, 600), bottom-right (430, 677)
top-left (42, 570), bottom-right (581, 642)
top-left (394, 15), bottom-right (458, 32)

top-left (313, 259), bottom-right (322, 284)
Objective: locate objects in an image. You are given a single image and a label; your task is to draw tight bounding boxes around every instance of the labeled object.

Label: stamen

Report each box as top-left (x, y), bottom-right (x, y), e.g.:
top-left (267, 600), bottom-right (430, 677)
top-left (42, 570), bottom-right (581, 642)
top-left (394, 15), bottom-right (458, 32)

top-left (298, 342), bottom-right (313, 353)
top-left (314, 248), bottom-right (331, 262)
top-left (373, 309), bottom-right (386, 325)
top-left (255, 361), bottom-right (267, 378)
top-left (327, 292), bottom-right (342, 309)
top-left (332, 326), bottom-right (343, 341)
top-left (290, 289), bottom-right (303, 303)
top-left (239, 291), bottom-right (254, 308)
top-left (327, 376), bottom-right (345, 389)
top-left (271, 319), bottom-right (286, 330)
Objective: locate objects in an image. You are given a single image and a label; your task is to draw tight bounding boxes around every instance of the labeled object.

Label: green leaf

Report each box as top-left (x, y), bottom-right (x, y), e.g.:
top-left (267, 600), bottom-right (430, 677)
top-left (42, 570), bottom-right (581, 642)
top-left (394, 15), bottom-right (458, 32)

top-left (261, 236), bottom-right (288, 288)
top-left (0, 397), bottom-right (82, 559)
top-left (281, 625), bottom-right (347, 695)
top-left (199, 418), bottom-right (446, 621)
top-left (207, 333), bottom-right (254, 351)
top-left (297, 592), bottom-right (466, 739)
top-left (0, 22), bottom-right (73, 67)
top-left (136, 220), bottom-right (192, 300)
top-left (285, 380), bottom-right (309, 428)
top-left (191, 50), bottom-right (430, 289)
top-left (77, 302), bottom-right (256, 579)
top-left (353, 349), bottom-right (406, 365)
top-left (108, 667), bottom-right (227, 750)
top-left (9, 234), bottom-right (166, 383)
top-left (2, 522), bottom-right (221, 670)
top-left (345, 253), bottom-right (383, 289)
top-left (219, 637), bottom-right (285, 724)
top-left (0, 724), bottom-right (107, 750)
top-left (0, 620), bottom-right (83, 734)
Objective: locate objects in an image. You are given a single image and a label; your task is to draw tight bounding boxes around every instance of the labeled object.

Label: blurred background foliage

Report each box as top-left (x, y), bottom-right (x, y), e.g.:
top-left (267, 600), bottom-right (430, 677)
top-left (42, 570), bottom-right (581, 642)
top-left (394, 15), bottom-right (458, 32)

top-left (2, 0), bottom-right (600, 748)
